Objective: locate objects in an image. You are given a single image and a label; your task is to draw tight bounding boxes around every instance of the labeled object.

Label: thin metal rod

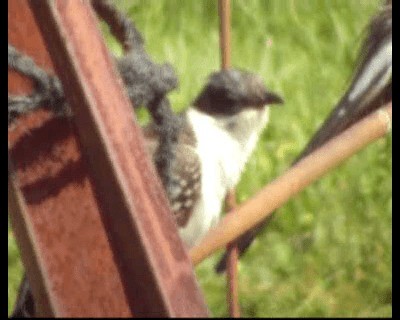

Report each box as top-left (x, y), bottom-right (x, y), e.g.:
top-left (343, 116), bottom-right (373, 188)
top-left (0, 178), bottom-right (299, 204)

top-left (191, 103), bottom-right (392, 264)
top-left (225, 190), bottom-right (240, 318)
top-left (219, 0), bottom-right (231, 70)
top-left (218, 0), bottom-right (240, 317)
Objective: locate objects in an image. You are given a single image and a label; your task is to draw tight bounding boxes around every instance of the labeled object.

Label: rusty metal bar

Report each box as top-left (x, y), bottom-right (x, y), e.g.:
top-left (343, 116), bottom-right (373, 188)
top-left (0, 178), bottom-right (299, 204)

top-left (218, 0), bottom-right (240, 316)
top-left (27, 0), bottom-right (208, 317)
top-left (191, 103), bottom-right (392, 264)
top-left (8, 0), bottom-right (131, 317)
top-left (8, 164), bottom-right (55, 317)
top-left (218, 0), bottom-right (231, 69)
top-left (224, 190), bottom-right (240, 318)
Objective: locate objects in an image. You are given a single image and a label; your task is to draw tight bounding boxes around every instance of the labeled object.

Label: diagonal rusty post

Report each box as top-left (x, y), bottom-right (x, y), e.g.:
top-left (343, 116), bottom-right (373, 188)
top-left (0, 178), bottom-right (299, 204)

top-left (9, 0), bottom-right (209, 317)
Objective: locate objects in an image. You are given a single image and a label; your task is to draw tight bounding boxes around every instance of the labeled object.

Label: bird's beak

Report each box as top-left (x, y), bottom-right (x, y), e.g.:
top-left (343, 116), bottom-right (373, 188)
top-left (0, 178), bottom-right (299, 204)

top-left (264, 91), bottom-right (284, 105)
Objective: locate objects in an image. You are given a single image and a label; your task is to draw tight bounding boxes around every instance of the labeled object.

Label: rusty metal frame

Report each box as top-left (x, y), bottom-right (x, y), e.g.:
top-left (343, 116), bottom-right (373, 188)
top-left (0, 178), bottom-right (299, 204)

top-left (8, 0), bottom-right (208, 317)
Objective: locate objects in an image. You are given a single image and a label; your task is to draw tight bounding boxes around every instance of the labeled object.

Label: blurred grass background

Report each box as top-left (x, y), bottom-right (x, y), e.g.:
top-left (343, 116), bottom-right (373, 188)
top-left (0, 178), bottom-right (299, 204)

top-left (8, 0), bottom-right (391, 317)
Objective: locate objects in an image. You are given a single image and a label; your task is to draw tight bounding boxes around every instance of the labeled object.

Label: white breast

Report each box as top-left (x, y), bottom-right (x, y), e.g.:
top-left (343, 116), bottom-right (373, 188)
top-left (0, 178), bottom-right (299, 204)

top-left (179, 107), bottom-right (269, 248)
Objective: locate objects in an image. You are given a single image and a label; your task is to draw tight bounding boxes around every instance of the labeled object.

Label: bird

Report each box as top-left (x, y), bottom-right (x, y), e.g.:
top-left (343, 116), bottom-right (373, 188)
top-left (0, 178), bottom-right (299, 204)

top-left (10, 68), bottom-right (283, 317)
top-left (216, 0), bottom-right (392, 273)
top-left (293, 0), bottom-right (392, 161)
top-left (144, 69), bottom-right (284, 248)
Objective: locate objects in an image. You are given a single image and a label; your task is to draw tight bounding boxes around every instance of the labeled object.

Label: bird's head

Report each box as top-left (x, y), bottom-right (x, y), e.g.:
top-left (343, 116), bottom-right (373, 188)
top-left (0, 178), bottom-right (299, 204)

top-left (193, 69), bottom-right (283, 116)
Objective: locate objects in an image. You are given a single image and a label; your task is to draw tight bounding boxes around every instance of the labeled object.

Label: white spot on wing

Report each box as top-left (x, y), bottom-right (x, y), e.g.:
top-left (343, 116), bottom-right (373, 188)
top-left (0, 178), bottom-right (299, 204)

top-left (338, 107), bottom-right (346, 117)
top-left (348, 40), bottom-right (392, 102)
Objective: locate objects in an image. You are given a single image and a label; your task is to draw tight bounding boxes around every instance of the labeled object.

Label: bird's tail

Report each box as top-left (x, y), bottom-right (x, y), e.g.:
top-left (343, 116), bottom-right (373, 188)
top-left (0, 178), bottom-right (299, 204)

top-left (294, 2), bottom-right (392, 162)
top-left (215, 1), bottom-right (392, 273)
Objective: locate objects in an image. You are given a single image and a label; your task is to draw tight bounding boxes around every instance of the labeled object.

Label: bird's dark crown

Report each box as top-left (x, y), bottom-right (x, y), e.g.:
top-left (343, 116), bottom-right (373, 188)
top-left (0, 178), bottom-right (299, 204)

top-left (193, 69), bottom-right (283, 116)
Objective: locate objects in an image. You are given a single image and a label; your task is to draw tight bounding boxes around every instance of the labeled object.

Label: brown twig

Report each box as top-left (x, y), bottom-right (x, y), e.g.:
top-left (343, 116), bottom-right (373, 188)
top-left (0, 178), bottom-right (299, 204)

top-left (191, 103), bottom-right (392, 265)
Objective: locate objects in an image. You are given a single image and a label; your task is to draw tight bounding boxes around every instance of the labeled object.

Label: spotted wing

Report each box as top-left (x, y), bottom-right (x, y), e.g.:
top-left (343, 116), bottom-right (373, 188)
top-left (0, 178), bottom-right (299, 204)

top-left (167, 144), bottom-right (201, 227)
top-left (143, 124), bottom-right (201, 227)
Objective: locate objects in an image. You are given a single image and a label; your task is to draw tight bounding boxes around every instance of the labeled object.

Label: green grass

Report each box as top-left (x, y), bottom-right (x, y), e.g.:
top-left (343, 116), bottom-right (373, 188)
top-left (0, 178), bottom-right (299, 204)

top-left (8, 0), bottom-right (391, 317)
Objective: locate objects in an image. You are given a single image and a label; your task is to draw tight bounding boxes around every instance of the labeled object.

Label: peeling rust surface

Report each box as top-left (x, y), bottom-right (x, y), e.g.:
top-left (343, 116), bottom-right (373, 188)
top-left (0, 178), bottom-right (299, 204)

top-left (9, 0), bottom-right (208, 317)
top-left (8, 0), bottom-right (131, 317)
top-left (29, 0), bottom-right (209, 316)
